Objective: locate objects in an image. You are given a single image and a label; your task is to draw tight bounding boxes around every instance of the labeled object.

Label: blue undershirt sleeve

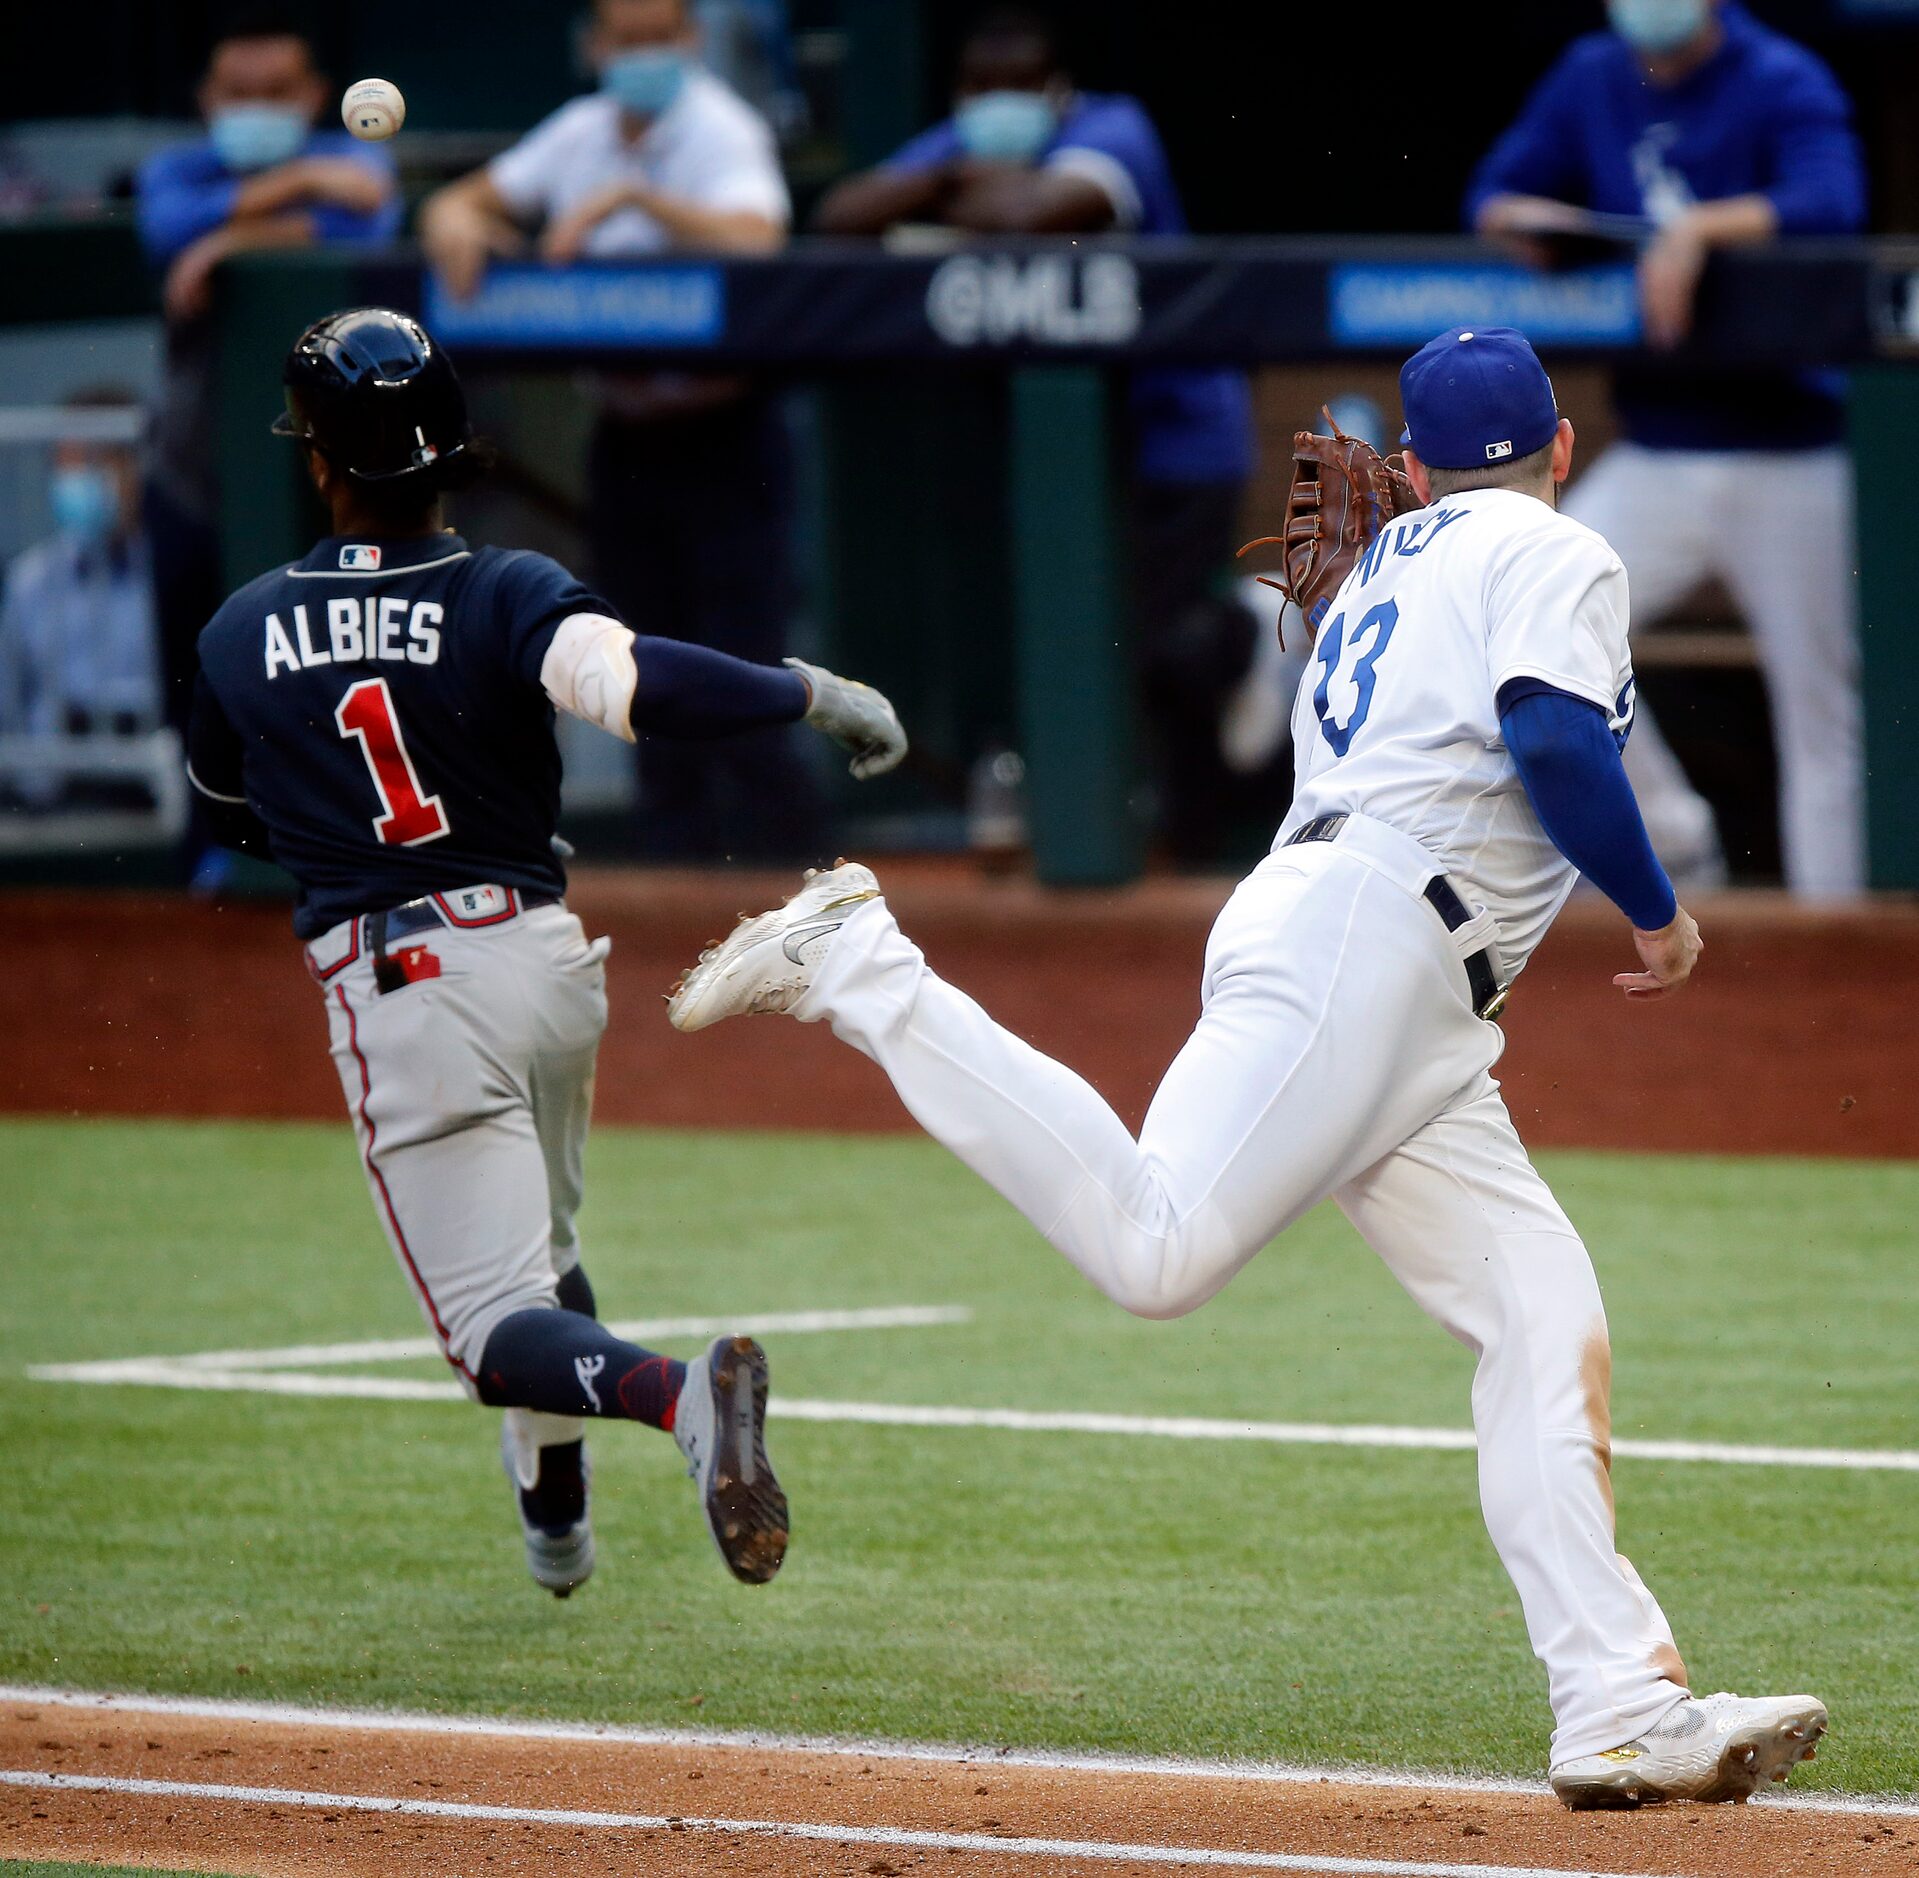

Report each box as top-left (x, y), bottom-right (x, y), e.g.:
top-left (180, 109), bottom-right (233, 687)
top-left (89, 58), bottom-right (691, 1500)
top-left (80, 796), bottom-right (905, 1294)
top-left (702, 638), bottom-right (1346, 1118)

top-left (1497, 683), bottom-right (1677, 932)
top-left (628, 636), bottom-right (809, 740)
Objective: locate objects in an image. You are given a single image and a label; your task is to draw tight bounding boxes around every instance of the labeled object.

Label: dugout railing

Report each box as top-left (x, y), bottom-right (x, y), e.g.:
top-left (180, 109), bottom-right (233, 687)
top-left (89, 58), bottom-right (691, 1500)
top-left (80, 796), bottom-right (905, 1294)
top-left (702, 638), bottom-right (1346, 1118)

top-left (10, 225), bottom-right (1917, 889)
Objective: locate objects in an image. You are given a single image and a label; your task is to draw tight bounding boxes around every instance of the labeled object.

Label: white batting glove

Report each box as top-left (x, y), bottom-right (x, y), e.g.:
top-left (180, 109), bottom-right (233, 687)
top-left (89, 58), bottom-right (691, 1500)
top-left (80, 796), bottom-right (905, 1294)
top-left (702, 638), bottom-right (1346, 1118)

top-left (785, 657), bottom-right (908, 780)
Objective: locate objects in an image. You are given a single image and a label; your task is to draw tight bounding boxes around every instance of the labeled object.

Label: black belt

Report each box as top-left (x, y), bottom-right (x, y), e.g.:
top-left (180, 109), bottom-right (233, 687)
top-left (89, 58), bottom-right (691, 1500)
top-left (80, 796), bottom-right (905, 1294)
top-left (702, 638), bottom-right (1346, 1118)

top-left (1285, 814), bottom-right (1508, 1021)
top-left (366, 889), bottom-right (561, 994)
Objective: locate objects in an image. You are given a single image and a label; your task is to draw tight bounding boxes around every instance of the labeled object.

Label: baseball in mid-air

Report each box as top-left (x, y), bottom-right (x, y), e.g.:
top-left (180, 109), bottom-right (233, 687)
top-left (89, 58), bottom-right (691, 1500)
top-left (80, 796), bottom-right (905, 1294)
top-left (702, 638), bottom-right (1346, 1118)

top-left (342, 78), bottom-right (406, 142)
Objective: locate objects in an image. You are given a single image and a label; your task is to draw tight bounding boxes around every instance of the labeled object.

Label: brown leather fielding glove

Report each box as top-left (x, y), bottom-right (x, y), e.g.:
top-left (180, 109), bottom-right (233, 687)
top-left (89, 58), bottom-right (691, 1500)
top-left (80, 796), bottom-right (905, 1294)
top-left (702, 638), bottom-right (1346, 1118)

top-left (1238, 409), bottom-right (1422, 644)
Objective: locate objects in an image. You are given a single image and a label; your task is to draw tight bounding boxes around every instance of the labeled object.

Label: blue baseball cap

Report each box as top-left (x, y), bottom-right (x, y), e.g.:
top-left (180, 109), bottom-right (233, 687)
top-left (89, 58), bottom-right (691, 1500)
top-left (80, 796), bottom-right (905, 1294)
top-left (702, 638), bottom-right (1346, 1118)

top-left (1399, 326), bottom-right (1558, 470)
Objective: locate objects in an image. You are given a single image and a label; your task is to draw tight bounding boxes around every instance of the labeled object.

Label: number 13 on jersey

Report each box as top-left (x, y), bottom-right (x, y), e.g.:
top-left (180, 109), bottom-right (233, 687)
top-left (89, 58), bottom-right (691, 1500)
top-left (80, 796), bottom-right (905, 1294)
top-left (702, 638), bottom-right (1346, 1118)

top-left (1312, 599), bottom-right (1400, 757)
top-left (335, 677), bottom-right (451, 847)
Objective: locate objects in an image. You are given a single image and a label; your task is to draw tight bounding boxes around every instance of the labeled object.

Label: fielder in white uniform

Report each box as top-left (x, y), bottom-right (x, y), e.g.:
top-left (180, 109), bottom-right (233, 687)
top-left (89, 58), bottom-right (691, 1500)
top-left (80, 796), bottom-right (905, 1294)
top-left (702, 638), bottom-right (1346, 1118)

top-left (670, 326), bottom-right (1827, 1807)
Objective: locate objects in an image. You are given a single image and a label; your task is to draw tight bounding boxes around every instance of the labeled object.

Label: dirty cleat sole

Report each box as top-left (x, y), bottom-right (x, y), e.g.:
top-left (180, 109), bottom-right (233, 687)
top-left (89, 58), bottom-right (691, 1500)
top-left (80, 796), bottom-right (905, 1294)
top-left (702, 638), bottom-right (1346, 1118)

top-left (675, 1335), bottom-right (788, 1584)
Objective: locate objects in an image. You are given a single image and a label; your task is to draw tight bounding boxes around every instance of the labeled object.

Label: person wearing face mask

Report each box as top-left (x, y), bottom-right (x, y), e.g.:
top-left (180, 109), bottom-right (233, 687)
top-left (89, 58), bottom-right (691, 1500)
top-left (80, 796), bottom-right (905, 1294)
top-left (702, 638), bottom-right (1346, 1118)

top-left (133, 12), bottom-right (400, 871)
top-left (1467, 1), bottom-right (1867, 902)
top-left (0, 395), bottom-right (160, 809)
top-left (814, 6), bottom-right (1263, 866)
top-left (421, 0), bottom-right (817, 864)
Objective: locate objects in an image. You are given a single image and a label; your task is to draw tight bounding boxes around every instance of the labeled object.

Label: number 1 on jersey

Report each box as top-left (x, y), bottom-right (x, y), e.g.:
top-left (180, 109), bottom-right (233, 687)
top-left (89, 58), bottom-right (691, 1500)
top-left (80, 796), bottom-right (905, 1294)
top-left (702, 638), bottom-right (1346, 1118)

top-left (335, 677), bottom-right (450, 847)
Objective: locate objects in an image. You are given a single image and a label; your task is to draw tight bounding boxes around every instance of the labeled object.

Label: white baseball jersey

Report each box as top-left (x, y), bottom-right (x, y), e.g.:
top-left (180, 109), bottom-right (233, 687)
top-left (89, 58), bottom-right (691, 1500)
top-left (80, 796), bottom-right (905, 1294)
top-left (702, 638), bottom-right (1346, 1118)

top-left (1279, 486), bottom-right (1635, 974)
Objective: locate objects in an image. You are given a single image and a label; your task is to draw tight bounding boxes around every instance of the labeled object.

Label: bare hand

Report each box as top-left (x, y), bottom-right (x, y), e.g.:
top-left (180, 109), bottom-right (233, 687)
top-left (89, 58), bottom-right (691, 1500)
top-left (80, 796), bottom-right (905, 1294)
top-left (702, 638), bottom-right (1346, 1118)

top-left (163, 234), bottom-right (225, 323)
top-left (540, 182), bottom-right (642, 263)
top-left (1613, 905), bottom-right (1702, 1001)
top-left (295, 157), bottom-right (389, 215)
top-left (1638, 216), bottom-right (1708, 349)
top-left (1475, 193), bottom-right (1584, 270)
top-left (422, 199), bottom-right (514, 302)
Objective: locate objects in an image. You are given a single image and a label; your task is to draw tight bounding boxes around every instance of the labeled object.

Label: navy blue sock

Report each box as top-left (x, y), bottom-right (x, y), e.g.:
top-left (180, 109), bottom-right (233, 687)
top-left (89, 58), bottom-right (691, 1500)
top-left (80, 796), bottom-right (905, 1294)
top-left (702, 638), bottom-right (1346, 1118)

top-left (520, 1439), bottom-right (586, 1535)
top-left (478, 1309), bottom-right (687, 1430)
top-left (554, 1263), bottom-right (597, 1319)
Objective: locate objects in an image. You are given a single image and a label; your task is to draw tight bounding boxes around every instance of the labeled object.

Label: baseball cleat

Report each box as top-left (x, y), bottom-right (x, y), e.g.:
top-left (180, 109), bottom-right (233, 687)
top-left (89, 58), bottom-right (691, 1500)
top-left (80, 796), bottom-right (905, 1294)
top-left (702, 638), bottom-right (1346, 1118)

top-left (667, 861), bottom-right (879, 1033)
top-left (500, 1417), bottom-right (595, 1599)
top-left (1550, 1692), bottom-right (1828, 1809)
top-left (673, 1334), bottom-right (788, 1584)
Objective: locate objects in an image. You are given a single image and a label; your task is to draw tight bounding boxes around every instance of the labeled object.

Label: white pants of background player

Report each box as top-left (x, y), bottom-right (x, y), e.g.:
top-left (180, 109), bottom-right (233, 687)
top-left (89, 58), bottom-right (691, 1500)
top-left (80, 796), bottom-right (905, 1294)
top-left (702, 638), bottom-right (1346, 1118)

top-left (797, 821), bottom-right (1689, 1764)
top-left (314, 903), bottom-right (609, 1460)
top-left (1564, 442), bottom-right (1861, 899)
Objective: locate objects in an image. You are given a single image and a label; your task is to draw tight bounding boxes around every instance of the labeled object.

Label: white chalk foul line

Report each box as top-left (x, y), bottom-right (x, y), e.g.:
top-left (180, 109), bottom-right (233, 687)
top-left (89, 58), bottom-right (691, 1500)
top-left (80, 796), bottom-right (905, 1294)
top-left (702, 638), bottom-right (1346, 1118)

top-left (138, 1304), bottom-right (977, 1372)
top-left (0, 1766), bottom-right (1686, 1877)
top-left (5, 1685), bottom-right (1913, 1820)
top-left (25, 1304), bottom-right (976, 1398)
top-left (25, 1348), bottom-right (1919, 1472)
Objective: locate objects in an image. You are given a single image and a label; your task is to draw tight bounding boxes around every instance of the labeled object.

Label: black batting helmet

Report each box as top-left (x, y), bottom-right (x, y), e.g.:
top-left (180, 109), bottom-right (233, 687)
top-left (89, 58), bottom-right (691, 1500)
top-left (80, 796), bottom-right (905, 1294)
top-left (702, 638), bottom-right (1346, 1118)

top-left (271, 307), bottom-right (475, 485)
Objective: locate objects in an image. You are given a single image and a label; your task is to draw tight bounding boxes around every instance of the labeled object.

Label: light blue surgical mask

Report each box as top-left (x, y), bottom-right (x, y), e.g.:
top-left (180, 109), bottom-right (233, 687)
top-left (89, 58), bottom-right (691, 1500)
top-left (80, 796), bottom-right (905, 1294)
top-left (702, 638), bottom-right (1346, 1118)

top-left (603, 47), bottom-right (691, 119)
top-left (1607, 0), bottom-right (1711, 55)
top-left (954, 89), bottom-right (1059, 165)
top-left (209, 102), bottom-right (309, 173)
top-left (50, 466), bottom-right (117, 547)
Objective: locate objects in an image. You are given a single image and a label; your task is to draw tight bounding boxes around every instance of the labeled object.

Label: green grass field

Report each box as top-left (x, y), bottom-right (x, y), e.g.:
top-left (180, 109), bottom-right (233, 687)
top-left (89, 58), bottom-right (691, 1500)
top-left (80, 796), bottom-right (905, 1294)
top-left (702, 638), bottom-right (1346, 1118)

top-left (1, 1866), bottom-right (204, 1877)
top-left (2, 1118), bottom-right (1915, 1796)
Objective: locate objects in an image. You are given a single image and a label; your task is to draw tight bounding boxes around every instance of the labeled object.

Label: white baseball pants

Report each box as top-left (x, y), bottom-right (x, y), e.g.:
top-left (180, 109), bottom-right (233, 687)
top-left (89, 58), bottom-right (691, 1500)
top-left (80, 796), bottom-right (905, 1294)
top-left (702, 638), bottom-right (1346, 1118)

top-left (797, 824), bottom-right (1688, 1761)
top-left (1564, 442), bottom-right (1862, 900)
top-left (314, 903), bottom-right (610, 1389)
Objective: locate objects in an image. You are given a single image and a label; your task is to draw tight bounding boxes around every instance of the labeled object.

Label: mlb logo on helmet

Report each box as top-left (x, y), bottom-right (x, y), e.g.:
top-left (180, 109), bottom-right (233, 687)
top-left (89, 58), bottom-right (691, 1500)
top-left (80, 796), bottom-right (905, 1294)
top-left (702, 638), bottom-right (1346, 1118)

top-left (1398, 327), bottom-right (1558, 470)
top-left (340, 545), bottom-right (382, 571)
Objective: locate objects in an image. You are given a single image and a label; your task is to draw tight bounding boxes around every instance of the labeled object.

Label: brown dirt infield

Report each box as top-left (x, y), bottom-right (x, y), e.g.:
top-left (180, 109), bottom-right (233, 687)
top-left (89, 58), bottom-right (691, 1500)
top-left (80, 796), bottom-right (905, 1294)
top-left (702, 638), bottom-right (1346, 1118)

top-left (1, 1697), bottom-right (1912, 1878)
top-left (3, 866), bottom-right (1914, 1158)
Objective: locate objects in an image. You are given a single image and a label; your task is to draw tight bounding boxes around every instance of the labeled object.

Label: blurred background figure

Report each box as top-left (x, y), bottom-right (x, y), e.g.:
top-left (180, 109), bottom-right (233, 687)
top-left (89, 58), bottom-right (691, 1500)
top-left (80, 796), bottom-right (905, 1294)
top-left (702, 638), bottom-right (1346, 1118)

top-left (1468, 0), bottom-right (1867, 900)
top-left (421, 0), bottom-right (819, 865)
top-left (813, 4), bottom-right (1262, 866)
top-left (0, 392), bottom-right (159, 809)
top-left (134, 8), bottom-right (399, 870)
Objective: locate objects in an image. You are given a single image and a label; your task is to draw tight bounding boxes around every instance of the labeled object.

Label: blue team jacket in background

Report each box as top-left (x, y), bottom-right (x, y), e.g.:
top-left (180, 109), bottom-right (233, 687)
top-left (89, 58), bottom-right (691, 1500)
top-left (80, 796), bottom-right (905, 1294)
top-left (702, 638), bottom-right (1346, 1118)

top-left (888, 93), bottom-right (1257, 488)
top-left (1465, 3), bottom-right (1866, 453)
top-left (135, 130), bottom-right (401, 265)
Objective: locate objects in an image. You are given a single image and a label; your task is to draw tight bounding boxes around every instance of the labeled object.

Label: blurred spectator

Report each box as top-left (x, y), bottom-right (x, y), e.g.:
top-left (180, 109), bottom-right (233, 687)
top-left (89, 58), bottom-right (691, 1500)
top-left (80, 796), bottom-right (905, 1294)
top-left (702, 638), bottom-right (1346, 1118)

top-left (0, 393), bottom-right (158, 806)
top-left (814, 6), bottom-right (1262, 865)
top-left (422, 0), bottom-right (820, 864)
top-left (695, 0), bottom-right (807, 142)
top-left (1468, 0), bottom-right (1867, 899)
top-left (134, 10), bottom-right (399, 818)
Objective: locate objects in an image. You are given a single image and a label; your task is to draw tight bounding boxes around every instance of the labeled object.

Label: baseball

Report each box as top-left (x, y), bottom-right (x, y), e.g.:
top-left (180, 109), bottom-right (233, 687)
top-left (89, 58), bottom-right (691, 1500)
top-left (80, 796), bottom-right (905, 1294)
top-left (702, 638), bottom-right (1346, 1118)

top-left (341, 78), bottom-right (405, 142)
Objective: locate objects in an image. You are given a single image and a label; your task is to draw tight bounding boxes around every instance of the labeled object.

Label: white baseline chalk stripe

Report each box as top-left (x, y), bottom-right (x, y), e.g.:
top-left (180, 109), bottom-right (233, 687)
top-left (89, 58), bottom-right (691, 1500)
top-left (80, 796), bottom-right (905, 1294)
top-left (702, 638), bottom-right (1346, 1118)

top-left (772, 1400), bottom-right (1919, 1474)
top-left (151, 1304), bottom-right (976, 1372)
top-left (25, 1355), bottom-right (1919, 1474)
top-left (0, 1767), bottom-right (1687, 1877)
top-left (4, 1686), bottom-right (1912, 1819)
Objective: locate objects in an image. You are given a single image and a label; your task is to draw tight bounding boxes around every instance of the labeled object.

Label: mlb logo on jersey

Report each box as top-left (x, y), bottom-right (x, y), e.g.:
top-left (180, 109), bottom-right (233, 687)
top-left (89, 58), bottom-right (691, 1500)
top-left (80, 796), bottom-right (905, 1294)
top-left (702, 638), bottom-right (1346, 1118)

top-left (340, 544), bottom-right (382, 571)
top-left (1485, 439), bottom-right (1514, 462)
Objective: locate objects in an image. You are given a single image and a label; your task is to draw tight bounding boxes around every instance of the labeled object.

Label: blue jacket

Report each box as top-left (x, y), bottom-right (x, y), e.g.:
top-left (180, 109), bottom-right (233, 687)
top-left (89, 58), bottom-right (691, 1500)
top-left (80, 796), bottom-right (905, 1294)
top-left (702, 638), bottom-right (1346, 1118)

top-left (890, 94), bottom-right (1255, 487)
top-left (1466, 5), bottom-right (1865, 451)
top-left (136, 129), bottom-right (401, 265)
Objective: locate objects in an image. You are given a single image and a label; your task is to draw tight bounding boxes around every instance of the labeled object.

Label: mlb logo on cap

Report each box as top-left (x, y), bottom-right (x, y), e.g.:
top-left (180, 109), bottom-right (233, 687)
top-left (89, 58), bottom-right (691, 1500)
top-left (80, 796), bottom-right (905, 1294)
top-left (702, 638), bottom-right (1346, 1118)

top-left (340, 544), bottom-right (382, 571)
top-left (1399, 327), bottom-right (1558, 471)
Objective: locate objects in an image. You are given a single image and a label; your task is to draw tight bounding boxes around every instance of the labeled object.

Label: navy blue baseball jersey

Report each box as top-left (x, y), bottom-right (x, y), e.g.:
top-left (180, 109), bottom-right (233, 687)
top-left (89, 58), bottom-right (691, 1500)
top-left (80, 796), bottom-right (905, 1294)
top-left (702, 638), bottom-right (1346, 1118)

top-left (189, 533), bottom-right (612, 938)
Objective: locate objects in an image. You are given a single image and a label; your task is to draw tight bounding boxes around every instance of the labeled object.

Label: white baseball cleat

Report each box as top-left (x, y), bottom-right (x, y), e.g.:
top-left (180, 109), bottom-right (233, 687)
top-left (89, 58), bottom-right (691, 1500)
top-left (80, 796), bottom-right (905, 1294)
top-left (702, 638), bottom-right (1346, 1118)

top-left (500, 1416), bottom-right (594, 1599)
top-left (1550, 1692), bottom-right (1828, 1809)
top-left (667, 861), bottom-right (879, 1033)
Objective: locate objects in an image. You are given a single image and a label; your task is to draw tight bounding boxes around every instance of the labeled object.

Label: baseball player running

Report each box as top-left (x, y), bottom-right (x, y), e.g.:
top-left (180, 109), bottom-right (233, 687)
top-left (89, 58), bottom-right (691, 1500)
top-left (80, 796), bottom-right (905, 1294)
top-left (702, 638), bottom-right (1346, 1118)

top-left (670, 327), bottom-right (1826, 1806)
top-left (187, 308), bottom-right (906, 1597)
